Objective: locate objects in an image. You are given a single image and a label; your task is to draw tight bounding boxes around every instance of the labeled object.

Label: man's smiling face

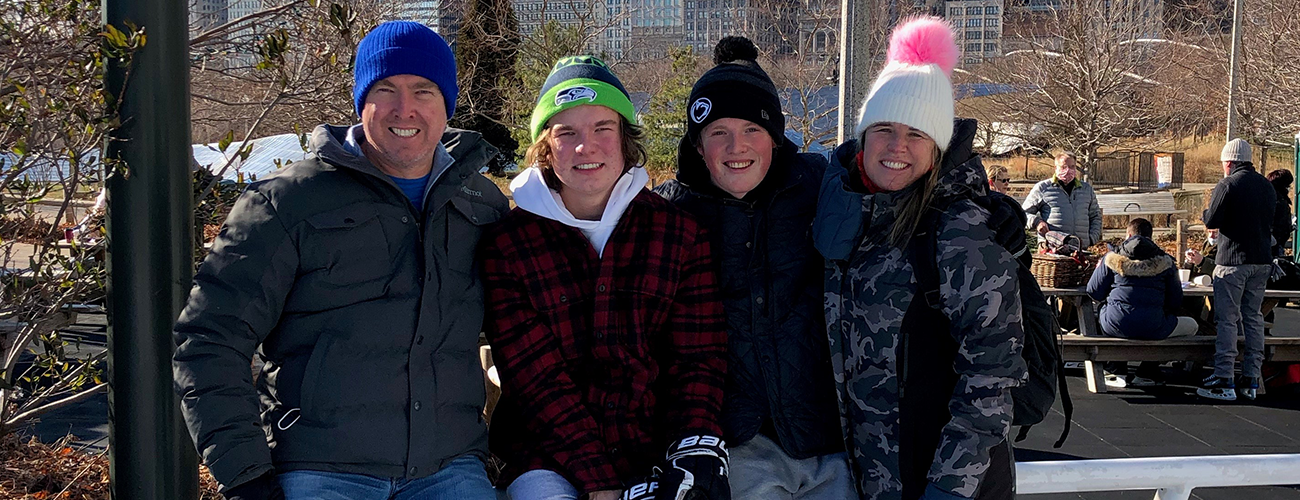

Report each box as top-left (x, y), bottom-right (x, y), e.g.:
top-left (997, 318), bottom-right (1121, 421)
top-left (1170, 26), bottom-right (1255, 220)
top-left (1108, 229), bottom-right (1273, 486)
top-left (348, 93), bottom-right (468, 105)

top-left (360, 74), bottom-right (448, 178)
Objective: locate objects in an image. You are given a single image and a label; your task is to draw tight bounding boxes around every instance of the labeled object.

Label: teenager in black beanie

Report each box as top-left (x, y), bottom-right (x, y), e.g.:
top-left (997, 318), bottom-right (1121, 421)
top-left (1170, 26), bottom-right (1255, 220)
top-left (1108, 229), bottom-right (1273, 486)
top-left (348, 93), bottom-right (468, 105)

top-left (656, 36), bottom-right (853, 500)
top-left (686, 36), bottom-right (785, 147)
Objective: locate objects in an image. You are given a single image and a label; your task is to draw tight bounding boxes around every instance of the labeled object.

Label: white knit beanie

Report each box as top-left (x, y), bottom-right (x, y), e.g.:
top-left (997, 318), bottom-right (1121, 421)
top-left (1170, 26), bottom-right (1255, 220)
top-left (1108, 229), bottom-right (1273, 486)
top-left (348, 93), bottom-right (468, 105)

top-left (855, 17), bottom-right (958, 151)
top-left (1220, 138), bottom-right (1252, 163)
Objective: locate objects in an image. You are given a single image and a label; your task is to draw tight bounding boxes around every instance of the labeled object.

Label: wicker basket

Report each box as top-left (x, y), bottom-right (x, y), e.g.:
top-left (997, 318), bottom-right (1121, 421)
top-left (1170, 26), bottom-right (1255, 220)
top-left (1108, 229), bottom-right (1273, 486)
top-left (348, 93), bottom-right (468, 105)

top-left (1031, 251), bottom-right (1098, 288)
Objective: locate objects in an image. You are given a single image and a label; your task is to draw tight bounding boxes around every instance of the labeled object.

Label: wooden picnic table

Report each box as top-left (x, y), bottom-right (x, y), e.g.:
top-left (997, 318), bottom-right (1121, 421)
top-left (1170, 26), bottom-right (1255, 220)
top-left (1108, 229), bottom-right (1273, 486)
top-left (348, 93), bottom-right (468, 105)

top-left (1042, 285), bottom-right (1300, 393)
top-left (1043, 285), bottom-right (1298, 337)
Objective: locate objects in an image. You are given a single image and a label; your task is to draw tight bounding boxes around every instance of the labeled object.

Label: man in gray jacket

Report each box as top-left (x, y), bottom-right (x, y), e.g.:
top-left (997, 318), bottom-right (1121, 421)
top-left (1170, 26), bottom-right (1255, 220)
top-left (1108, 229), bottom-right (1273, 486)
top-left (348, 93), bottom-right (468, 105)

top-left (1023, 153), bottom-right (1103, 248)
top-left (173, 21), bottom-right (508, 500)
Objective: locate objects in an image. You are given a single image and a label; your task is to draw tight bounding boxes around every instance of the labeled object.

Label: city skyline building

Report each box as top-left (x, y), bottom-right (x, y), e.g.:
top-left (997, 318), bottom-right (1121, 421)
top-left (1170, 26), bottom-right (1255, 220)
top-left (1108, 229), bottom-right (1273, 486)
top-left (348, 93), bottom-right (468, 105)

top-left (945, 0), bottom-right (1006, 66)
top-left (512, 0), bottom-right (606, 54)
top-left (190, 0), bottom-right (228, 34)
top-left (395, 0), bottom-right (466, 40)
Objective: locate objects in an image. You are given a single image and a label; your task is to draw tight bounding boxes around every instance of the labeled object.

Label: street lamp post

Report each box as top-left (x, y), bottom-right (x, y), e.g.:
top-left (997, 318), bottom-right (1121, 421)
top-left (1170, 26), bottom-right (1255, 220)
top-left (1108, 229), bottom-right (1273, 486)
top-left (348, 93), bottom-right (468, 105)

top-left (1225, 0), bottom-right (1245, 141)
top-left (838, 0), bottom-right (871, 143)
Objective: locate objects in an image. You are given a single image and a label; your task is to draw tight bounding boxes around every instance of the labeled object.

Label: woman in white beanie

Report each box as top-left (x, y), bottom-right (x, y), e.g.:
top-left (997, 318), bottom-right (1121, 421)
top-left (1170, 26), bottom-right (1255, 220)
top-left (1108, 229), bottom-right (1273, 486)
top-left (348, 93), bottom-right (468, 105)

top-left (813, 17), bottom-right (1025, 500)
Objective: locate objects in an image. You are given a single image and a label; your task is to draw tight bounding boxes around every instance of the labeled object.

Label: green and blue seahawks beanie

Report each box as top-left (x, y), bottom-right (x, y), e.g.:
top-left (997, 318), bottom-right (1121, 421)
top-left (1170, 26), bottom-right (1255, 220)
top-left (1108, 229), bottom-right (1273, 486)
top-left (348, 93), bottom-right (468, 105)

top-left (353, 21), bottom-right (458, 118)
top-left (530, 56), bottom-right (638, 141)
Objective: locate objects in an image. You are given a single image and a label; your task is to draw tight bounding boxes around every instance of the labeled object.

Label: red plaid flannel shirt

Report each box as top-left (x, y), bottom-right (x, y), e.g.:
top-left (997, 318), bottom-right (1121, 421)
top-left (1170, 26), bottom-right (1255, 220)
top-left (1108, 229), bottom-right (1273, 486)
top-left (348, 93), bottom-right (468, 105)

top-left (481, 191), bottom-right (727, 494)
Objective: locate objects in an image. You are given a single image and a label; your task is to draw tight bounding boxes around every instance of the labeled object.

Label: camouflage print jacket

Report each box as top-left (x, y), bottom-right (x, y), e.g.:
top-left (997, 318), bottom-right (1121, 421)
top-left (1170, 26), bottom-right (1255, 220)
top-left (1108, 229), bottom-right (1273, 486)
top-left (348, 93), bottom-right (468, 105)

top-left (813, 122), bottom-right (1026, 500)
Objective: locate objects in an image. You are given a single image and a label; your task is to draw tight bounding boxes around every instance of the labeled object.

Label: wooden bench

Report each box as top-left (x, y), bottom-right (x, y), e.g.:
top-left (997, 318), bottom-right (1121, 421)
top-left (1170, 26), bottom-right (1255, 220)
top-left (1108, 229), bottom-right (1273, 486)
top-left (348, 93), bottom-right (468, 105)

top-left (1095, 192), bottom-right (1186, 225)
top-left (1060, 335), bottom-right (1300, 393)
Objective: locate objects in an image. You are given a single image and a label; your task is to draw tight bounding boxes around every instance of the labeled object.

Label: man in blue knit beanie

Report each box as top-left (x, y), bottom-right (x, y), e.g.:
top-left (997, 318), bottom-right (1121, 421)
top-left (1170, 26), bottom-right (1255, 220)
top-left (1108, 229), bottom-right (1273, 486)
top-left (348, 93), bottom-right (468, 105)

top-left (173, 20), bottom-right (508, 500)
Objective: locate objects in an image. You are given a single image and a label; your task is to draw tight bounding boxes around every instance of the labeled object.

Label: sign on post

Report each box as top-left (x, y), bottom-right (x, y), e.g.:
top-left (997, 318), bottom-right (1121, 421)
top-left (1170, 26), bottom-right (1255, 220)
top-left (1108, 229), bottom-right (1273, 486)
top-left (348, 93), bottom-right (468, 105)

top-left (1155, 154), bottom-right (1174, 189)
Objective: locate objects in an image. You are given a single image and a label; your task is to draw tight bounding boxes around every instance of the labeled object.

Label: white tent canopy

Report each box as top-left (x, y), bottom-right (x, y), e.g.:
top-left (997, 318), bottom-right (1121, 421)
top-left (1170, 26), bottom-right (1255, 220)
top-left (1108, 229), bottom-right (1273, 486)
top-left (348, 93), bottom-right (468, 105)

top-left (192, 133), bottom-right (310, 182)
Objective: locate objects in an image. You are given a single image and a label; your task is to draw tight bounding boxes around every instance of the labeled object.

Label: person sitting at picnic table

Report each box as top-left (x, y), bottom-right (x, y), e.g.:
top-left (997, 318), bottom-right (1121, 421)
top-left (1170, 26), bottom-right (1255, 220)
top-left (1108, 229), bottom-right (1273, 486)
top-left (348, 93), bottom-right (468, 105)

top-left (1185, 229), bottom-right (1219, 280)
top-left (1087, 218), bottom-right (1198, 387)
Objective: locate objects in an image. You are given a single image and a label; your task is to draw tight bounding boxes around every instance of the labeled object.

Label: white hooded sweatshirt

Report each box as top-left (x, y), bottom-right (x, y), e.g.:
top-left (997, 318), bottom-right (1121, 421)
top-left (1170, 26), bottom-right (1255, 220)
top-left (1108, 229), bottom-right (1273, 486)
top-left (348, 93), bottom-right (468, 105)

top-left (509, 166), bottom-right (650, 258)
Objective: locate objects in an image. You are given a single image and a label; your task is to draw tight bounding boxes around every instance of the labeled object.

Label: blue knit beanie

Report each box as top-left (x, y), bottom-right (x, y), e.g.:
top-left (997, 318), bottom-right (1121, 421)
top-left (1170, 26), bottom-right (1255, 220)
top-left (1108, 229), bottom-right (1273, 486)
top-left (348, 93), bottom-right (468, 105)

top-left (352, 21), bottom-right (458, 118)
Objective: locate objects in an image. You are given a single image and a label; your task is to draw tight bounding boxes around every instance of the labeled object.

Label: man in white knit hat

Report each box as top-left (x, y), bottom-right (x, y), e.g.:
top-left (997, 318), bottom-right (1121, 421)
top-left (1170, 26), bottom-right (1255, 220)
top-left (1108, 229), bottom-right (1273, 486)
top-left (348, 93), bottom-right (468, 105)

top-left (1198, 138), bottom-right (1275, 402)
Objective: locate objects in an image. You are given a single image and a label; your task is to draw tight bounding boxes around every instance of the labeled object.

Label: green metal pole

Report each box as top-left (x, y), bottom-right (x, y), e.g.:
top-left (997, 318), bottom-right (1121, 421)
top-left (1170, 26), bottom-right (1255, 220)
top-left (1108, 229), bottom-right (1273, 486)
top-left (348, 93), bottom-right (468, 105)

top-left (1293, 131), bottom-right (1299, 258)
top-left (102, 0), bottom-right (199, 494)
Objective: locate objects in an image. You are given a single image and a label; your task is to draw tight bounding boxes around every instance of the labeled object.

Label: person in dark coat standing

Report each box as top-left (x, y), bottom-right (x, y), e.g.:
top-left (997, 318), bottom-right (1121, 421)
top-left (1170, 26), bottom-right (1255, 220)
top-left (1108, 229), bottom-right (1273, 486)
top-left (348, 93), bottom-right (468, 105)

top-left (655, 36), bottom-right (851, 500)
top-left (1267, 169), bottom-right (1294, 257)
top-left (172, 22), bottom-right (509, 500)
top-left (1199, 138), bottom-right (1276, 402)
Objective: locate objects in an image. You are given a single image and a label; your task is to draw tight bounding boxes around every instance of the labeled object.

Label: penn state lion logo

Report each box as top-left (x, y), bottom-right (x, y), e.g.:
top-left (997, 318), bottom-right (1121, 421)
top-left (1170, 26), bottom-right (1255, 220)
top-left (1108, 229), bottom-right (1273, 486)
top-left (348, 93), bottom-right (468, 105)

top-left (690, 98), bottom-right (712, 124)
top-left (555, 86), bottom-right (598, 106)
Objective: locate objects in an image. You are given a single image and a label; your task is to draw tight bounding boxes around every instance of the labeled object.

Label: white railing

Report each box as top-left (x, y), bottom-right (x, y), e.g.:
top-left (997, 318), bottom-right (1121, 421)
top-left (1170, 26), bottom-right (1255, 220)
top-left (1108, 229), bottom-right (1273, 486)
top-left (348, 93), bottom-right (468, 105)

top-left (1017, 454), bottom-right (1300, 500)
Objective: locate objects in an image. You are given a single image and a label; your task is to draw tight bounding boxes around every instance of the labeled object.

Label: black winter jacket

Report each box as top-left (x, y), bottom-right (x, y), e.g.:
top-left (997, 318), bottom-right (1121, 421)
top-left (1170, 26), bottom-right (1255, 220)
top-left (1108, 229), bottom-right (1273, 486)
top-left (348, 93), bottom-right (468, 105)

top-left (1204, 162), bottom-right (1276, 266)
top-left (654, 138), bottom-right (842, 459)
top-left (173, 126), bottom-right (509, 491)
top-left (1272, 187), bottom-right (1292, 255)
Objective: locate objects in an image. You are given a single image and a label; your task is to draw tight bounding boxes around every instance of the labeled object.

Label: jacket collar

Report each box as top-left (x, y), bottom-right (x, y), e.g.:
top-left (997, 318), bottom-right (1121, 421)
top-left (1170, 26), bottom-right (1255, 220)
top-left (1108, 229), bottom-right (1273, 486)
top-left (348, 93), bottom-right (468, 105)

top-left (813, 118), bottom-right (986, 261)
top-left (308, 124), bottom-right (492, 215)
top-left (1104, 251), bottom-right (1174, 277)
top-left (310, 124), bottom-right (490, 184)
top-left (1104, 235), bottom-right (1173, 277)
top-left (1229, 161), bottom-right (1257, 177)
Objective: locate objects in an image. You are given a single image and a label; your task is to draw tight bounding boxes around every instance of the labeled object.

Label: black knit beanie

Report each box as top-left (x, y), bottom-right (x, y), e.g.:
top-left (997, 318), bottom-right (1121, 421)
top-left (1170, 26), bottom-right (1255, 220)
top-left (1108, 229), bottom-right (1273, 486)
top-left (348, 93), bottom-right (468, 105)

top-left (686, 36), bottom-right (784, 146)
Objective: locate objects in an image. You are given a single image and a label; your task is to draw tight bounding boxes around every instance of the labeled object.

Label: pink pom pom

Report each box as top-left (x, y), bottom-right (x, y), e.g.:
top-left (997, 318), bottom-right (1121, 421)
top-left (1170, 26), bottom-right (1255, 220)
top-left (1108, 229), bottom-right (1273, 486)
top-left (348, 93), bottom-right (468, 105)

top-left (886, 16), bottom-right (958, 78)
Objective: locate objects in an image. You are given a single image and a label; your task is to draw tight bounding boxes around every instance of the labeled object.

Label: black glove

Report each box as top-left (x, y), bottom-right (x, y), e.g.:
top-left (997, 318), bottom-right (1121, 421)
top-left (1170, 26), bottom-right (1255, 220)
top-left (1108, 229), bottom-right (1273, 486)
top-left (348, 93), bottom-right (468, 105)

top-left (621, 476), bottom-right (659, 500)
top-left (223, 470), bottom-right (285, 500)
top-left (652, 435), bottom-right (730, 500)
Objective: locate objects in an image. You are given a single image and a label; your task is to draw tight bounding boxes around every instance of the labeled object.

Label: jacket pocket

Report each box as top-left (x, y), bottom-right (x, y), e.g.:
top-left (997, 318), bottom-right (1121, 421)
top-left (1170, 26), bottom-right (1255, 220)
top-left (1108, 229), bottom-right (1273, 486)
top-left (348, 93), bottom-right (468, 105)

top-left (445, 196), bottom-right (499, 274)
top-left (301, 204), bottom-right (392, 287)
top-left (297, 336), bottom-right (334, 425)
top-left (611, 283), bottom-right (674, 363)
top-left (535, 282), bottom-right (591, 361)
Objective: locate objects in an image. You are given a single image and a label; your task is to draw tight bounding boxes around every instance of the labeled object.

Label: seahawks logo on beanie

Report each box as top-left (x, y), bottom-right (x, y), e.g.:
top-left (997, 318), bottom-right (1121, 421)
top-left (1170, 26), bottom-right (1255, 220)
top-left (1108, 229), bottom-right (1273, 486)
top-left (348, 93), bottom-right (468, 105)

top-left (555, 86), bottom-right (598, 106)
top-left (690, 98), bottom-right (712, 124)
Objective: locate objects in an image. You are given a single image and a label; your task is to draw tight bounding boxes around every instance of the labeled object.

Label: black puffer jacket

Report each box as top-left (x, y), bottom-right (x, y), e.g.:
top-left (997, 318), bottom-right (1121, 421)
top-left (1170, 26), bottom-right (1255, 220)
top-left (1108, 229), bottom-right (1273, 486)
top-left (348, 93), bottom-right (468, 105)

top-left (1272, 186), bottom-right (1292, 255)
top-left (655, 137), bottom-right (842, 459)
top-left (173, 126), bottom-right (509, 491)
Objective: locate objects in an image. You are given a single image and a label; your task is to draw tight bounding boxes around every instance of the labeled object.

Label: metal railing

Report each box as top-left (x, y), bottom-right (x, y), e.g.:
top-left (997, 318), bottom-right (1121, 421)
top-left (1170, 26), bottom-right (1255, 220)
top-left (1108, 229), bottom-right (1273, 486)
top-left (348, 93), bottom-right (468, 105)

top-left (1017, 454), bottom-right (1300, 500)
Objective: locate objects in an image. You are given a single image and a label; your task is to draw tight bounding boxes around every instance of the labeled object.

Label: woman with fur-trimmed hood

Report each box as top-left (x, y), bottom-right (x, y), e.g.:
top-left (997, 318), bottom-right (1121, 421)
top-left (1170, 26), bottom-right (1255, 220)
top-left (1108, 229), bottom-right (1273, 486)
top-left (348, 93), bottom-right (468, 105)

top-left (1087, 218), bottom-right (1198, 340)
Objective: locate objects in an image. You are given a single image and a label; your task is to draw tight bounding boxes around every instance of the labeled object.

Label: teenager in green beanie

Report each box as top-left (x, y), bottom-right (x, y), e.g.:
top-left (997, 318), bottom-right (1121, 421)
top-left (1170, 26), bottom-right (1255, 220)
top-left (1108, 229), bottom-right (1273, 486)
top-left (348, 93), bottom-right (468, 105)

top-left (480, 56), bottom-right (730, 500)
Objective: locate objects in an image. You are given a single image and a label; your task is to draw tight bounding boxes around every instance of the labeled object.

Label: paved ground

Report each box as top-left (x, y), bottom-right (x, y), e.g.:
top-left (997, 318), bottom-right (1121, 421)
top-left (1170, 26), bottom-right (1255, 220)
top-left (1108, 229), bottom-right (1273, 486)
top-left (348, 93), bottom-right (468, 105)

top-left (13, 309), bottom-right (1300, 499)
top-left (1010, 304), bottom-right (1300, 498)
top-left (1015, 373), bottom-right (1300, 498)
